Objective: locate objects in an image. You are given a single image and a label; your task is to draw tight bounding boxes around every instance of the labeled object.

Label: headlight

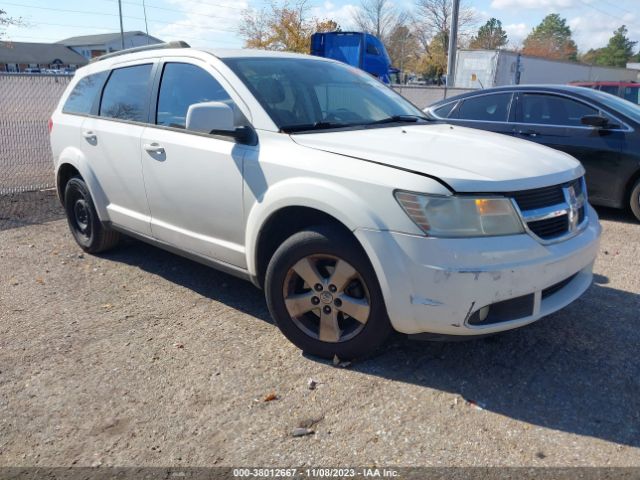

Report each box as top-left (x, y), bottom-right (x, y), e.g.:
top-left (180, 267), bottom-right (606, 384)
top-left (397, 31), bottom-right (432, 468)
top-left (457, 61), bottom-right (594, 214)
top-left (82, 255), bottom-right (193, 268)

top-left (395, 191), bottom-right (524, 238)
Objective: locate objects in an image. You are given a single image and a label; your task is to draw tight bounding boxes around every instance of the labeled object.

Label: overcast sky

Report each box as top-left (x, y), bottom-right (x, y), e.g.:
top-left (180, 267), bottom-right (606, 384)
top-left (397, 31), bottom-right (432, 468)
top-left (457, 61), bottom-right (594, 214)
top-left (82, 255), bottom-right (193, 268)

top-left (3, 0), bottom-right (639, 53)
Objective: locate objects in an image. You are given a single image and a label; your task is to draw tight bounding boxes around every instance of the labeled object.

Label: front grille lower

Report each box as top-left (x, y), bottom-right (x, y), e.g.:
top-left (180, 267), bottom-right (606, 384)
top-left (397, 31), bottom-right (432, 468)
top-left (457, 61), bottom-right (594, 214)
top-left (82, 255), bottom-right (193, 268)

top-left (510, 177), bottom-right (586, 242)
top-left (541, 273), bottom-right (578, 299)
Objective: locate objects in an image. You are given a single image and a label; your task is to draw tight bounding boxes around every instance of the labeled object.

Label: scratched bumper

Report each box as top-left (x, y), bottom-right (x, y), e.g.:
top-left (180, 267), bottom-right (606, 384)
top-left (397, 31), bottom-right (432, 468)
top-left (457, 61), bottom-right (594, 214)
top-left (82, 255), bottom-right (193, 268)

top-left (355, 205), bottom-right (601, 335)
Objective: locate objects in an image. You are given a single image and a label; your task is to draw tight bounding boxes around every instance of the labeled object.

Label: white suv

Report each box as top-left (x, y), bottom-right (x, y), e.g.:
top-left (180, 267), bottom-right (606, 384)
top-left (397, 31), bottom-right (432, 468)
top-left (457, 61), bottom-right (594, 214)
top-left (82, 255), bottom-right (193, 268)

top-left (50, 43), bottom-right (601, 359)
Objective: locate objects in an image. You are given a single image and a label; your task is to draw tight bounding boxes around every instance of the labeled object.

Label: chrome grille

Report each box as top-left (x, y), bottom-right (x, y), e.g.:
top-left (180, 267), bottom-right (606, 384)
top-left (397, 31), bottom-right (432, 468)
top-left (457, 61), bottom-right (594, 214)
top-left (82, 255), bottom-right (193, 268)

top-left (511, 177), bottom-right (588, 243)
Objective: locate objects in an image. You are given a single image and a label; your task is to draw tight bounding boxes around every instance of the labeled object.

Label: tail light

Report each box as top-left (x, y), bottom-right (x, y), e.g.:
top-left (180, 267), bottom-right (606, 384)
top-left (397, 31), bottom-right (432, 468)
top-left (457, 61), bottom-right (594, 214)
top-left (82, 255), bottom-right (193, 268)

top-left (48, 117), bottom-right (53, 133)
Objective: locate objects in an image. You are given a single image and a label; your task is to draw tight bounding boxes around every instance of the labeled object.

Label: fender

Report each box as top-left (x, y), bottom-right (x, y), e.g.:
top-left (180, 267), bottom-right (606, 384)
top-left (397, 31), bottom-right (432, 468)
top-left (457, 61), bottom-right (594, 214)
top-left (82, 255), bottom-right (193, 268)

top-left (55, 146), bottom-right (110, 222)
top-left (244, 176), bottom-right (387, 277)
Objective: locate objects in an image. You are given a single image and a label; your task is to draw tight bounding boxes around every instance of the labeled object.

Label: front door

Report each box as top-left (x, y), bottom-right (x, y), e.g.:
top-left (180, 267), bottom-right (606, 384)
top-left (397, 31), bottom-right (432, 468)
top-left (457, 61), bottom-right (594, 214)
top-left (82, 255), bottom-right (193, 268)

top-left (141, 60), bottom-right (249, 268)
top-left (513, 92), bottom-right (624, 204)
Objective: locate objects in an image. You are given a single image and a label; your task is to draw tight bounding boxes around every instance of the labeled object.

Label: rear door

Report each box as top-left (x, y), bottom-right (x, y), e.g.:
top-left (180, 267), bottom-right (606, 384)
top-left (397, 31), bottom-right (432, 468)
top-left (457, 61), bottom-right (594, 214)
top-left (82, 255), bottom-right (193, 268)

top-left (80, 62), bottom-right (155, 235)
top-left (445, 92), bottom-right (516, 137)
top-left (513, 91), bottom-right (625, 204)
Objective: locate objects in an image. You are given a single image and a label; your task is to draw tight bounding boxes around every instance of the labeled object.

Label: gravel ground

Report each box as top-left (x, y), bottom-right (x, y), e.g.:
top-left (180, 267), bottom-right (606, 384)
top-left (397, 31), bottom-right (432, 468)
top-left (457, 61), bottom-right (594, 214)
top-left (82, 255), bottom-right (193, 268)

top-left (1, 190), bottom-right (639, 468)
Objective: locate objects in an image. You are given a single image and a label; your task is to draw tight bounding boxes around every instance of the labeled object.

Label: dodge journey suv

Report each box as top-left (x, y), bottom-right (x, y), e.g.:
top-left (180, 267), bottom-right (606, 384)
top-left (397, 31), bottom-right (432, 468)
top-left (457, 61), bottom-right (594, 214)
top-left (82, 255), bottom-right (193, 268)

top-left (50, 42), bottom-right (601, 359)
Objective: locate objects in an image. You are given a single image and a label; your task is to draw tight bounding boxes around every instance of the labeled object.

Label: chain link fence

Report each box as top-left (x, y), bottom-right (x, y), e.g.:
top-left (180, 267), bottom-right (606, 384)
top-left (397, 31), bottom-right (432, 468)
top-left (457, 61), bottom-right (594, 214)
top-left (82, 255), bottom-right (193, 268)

top-left (0, 74), bottom-right (72, 195)
top-left (0, 74), bottom-right (473, 197)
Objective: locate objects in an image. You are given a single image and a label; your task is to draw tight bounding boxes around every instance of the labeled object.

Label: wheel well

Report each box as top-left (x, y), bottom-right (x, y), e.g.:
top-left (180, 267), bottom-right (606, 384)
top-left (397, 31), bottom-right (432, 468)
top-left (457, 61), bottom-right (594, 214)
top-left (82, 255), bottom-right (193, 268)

top-left (255, 207), bottom-right (354, 287)
top-left (624, 168), bottom-right (640, 208)
top-left (57, 164), bottom-right (81, 205)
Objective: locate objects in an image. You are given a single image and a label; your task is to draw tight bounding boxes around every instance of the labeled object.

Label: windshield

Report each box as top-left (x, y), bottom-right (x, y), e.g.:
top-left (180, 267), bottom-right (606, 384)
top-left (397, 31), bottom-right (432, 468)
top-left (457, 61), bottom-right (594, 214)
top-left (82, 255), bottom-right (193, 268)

top-left (222, 57), bottom-right (426, 132)
top-left (587, 88), bottom-right (640, 123)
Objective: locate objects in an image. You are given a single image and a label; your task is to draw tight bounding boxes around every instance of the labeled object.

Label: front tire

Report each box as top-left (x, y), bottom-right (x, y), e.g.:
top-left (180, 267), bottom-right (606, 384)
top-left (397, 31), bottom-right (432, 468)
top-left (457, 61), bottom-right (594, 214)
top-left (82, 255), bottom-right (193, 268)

top-left (265, 225), bottom-right (393, 360)
top-left (630, 178), bottom-right (640, 222)
top-left (64, 176), bottom-right (120, 253)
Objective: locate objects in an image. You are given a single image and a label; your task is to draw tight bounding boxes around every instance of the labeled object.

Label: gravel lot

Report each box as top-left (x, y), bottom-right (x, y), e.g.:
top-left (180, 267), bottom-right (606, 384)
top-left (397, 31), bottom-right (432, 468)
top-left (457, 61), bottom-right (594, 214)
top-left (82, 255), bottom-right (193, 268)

top-left (1, 190), bottom-right (639, 467)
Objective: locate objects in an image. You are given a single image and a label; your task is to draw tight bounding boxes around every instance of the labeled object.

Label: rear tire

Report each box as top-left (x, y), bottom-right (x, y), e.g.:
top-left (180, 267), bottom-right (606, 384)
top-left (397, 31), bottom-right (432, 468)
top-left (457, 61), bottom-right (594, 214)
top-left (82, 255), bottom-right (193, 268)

top-left (630, 178), bottom-right (640, 222)
top-left (265, 225), bottom-right (393, 360)
top-left (64, 176), bottom-right (120, 253)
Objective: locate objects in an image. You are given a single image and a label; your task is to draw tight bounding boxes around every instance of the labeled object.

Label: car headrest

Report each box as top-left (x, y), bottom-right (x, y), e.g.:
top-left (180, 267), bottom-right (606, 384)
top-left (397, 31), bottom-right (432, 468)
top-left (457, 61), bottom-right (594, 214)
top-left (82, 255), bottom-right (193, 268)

top-left (256, 77), bottom-right (285, 104)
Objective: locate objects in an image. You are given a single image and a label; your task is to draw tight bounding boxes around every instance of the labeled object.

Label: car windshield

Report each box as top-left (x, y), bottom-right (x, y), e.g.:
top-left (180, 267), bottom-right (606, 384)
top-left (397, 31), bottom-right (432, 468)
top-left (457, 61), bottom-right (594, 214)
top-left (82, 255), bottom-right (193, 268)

top-left (222, 56), bottom-right (427, 133)
top-left (587, 88), bottom-right (640, 122)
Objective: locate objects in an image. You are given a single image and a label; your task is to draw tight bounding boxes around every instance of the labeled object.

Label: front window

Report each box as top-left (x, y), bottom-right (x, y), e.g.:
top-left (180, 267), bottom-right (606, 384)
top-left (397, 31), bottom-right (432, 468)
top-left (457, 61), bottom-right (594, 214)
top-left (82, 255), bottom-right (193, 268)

top-left (156, 62), bottom-right (236, 129)
top-left (519, 93), bottom-right (597, 127)
top-left (222, 57), bottom-right (425, 132)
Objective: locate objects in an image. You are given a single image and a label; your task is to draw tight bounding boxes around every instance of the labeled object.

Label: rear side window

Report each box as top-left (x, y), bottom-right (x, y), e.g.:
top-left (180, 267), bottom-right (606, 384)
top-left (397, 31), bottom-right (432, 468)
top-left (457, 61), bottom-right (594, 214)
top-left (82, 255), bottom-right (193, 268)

top-left (156, 63), bottom-right (232, 129)
top-left (100, 64), bottom-right (152, 122)
top-left (433, 102), bottom-right (456, 118)
top-left (62, 71), bottom-right (109, 115)
top-left (455, 93), bottom-right (511, 122)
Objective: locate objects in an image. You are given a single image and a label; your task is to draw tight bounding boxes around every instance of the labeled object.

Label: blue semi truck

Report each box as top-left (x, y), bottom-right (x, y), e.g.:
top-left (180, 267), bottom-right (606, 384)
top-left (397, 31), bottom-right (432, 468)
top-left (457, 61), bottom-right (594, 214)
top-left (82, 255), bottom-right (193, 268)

top-left (310, 31), bottom-right (398, 84)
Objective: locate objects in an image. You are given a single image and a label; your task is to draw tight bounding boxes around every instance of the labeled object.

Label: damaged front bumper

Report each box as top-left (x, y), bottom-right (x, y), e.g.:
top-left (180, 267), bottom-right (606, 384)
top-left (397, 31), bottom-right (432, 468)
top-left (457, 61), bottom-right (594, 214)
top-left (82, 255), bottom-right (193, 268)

top-left (355, 205), bottom-right (602, 336)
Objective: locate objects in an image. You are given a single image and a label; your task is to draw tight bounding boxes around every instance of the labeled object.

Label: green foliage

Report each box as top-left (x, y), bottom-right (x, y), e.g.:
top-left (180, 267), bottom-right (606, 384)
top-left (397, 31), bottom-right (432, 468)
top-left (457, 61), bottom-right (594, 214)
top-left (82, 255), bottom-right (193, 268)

top-left (469, 18), bottom-right (508, 50)
top-left (584, 26), bottom-right (637, 67)
top-left (523, 13), bottom-right (577, 61)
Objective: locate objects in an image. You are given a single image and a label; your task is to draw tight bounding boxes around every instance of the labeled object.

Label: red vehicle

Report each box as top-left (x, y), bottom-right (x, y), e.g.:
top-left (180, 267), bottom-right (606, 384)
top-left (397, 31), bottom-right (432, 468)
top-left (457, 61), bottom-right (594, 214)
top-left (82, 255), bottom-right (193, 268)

top-left (571, 81), bottom-right (640, 105)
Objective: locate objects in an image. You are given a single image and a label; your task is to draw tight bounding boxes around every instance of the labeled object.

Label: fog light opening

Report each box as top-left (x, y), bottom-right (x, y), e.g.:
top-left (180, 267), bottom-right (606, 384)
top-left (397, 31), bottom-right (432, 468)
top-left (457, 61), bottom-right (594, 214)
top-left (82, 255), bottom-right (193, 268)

top-left (478, 306), bottom-right (490, 322)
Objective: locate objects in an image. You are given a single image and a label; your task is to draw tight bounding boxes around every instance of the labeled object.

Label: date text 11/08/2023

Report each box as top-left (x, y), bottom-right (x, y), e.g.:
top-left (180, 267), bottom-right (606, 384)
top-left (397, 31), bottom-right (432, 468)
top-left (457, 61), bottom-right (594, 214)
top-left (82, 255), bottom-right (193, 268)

top-left (232, 468), bottom-right (400, 478)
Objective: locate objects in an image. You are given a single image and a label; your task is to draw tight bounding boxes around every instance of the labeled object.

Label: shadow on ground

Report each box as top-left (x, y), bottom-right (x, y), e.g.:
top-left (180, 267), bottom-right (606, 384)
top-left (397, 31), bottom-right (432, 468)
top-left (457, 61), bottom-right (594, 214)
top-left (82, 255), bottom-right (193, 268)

top-left (0, 190), bottom-right (64, 231)
top-left (103, 235), bottom-right (640, 449)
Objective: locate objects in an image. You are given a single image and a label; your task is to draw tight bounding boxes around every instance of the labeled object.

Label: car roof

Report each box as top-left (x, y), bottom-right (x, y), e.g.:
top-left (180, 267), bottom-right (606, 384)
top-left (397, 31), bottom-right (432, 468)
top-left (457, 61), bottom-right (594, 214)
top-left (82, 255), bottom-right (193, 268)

top-left (428, 84), bottom-right (605, 108)
top-left (571, 81), bottom-right (639, 87)
top-left (203, 48), bottom-right (328, 60)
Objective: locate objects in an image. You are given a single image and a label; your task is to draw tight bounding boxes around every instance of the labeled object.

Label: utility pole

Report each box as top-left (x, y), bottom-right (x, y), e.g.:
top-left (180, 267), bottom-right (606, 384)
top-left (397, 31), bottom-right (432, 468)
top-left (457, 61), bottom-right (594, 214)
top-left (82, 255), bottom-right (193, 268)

top-left (118, 0), bottom-right (125, 50)
top-left (446, 0), bottom-right (460, 88)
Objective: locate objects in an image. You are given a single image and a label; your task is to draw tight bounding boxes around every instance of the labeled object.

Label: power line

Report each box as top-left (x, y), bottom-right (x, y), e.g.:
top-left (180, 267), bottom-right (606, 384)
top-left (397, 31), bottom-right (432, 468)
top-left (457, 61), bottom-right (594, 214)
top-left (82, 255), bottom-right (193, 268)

top-left (576, 0), bottom-right (640, 30)
top-left (3, 2), bottom-right (241, 34)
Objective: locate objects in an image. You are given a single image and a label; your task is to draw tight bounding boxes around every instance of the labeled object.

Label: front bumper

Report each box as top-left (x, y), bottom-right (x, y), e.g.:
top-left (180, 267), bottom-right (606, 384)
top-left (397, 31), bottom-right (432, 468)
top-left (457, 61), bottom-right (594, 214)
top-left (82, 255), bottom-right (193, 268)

top-left (355, 205), bottom-right (602, 335)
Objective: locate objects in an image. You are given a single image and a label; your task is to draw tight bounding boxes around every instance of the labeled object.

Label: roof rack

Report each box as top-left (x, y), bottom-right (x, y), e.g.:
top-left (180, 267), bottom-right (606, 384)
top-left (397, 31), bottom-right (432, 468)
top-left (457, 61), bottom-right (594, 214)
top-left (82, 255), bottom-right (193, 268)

top-left (90, 41), bottom-right (190, 63)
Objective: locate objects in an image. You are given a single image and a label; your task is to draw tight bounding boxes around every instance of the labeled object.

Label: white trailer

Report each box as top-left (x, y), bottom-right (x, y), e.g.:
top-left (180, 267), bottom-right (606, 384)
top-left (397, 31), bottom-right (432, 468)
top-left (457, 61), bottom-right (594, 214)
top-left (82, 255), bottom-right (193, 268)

top-left (454, 49), bottom-right (639, 89)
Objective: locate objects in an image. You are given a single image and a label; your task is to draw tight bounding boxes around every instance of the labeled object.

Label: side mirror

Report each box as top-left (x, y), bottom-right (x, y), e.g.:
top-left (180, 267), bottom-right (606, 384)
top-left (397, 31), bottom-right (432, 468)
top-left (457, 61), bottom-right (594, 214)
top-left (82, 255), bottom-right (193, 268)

top-left (186, 101), bottom-right (236, 135)
top-left (581, 115), bottom-right (609, 128)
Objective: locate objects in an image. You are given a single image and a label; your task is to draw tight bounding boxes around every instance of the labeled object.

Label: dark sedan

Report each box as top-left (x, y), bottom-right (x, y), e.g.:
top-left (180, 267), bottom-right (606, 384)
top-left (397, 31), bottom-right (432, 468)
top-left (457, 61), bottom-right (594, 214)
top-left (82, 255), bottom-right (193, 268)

top-left (425, 85), bottom-right (640, 221)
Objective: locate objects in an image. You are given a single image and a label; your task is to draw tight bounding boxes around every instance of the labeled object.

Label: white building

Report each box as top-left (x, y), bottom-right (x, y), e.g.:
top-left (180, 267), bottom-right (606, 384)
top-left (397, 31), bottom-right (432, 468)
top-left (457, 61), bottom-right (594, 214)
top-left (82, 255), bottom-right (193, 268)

top-left (56, 31), bottom-right (163, 60)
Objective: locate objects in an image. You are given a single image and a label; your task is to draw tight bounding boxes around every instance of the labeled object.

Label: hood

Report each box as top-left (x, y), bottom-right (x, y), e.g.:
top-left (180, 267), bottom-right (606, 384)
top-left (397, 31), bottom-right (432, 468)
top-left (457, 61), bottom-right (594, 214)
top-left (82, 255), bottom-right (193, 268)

top-left (291, 123), bottom-right (584, 192)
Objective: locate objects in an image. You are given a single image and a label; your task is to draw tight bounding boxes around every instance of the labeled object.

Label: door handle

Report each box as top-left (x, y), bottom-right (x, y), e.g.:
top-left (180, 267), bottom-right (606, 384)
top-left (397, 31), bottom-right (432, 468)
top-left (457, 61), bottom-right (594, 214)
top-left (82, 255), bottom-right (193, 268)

top-left (143, 142), bottom-right (165, 155)
top-left (518, 129), bottom-right (539, 138)
top-left (82, 130), bottom-right (96, 141)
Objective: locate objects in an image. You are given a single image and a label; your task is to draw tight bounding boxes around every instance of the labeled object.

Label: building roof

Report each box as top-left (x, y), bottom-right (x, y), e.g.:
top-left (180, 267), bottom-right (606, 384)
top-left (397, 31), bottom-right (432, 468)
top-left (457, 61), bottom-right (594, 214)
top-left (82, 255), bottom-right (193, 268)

top-left (56, 31), bottom-right (162, 47)
top-left (0, 41), bottom-right (88, 65)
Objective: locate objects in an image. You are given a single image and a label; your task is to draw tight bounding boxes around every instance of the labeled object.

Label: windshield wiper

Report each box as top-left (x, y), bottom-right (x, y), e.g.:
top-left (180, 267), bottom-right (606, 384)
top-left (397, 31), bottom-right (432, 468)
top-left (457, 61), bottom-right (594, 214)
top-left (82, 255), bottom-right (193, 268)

top-left (281, 121), bottom-right (351, 133)
top-left (365, 115), bottom-right (429, 126)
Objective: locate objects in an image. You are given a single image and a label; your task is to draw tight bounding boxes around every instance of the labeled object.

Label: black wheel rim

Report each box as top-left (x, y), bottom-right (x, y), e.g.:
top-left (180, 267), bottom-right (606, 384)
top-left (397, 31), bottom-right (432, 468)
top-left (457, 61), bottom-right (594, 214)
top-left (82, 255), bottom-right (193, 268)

top-left (70, 195), bottom-right (92, 241)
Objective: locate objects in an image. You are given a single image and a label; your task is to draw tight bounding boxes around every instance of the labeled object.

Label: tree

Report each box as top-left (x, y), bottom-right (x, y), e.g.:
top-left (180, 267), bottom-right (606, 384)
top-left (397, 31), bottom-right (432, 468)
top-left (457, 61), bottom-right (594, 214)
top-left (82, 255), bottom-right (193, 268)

top-left (469, 18), bottom-right (508, 50)
top-left (351, 0), bottom-right (404, 42)
top-left (413, 0), bottom-right (477, 54)
top-left (238, 1), bottom-right (339, 53)
top-left (385, 24), bottom-right (423, 79)
top-left (1, 9), bottom-right (24, 39)
top-left (585, 26), bottom-right (637, 67)
top-left (522, 13), bottom-right (577, 61)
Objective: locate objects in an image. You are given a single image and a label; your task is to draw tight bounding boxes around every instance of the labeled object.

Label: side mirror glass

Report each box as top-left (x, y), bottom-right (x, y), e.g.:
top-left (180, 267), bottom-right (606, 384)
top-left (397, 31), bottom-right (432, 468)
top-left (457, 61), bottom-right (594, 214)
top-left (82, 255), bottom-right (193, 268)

top-left (581, 115), bottom-right (609, 128)
top-left (186, 101), bottom-right (236, 135)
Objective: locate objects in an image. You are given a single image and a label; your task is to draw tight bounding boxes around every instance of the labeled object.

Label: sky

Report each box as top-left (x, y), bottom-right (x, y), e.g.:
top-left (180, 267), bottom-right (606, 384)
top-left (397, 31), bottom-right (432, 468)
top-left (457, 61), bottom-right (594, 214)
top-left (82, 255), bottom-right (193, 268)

top-left (2, 0), bottom-right (639, 54)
